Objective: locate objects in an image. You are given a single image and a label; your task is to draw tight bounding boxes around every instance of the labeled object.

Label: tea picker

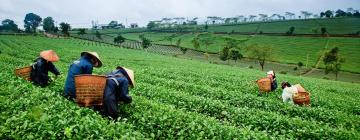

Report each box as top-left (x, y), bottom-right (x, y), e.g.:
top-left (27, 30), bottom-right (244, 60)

top-left (102, 66), bottom-right (135, 119)
top-left (29, 50), bottom-right (61, 87)
top-left (73, 66), bottom-right (135, 119)
top-left (281, 82), bottom-right (311, 106)
top-left (63, 51), bottom-right (102, 99)
top-left (256, 70), bottom-right (278, 96)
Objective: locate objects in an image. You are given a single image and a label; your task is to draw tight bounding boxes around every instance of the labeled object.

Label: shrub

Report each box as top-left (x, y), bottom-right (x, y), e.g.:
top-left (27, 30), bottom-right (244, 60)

top-left (279, 71), bottom-right (287, 74)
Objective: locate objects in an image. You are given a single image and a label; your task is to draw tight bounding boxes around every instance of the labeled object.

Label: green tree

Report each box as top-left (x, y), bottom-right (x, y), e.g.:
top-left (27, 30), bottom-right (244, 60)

top-left (141, 37), bottom-right (151, 49)
top-left (335, 9), bottom-right (346, 17)
top-left (59, 22), bottom-right (71, 36)
top-left (220, 37), bottom-right (243, 64)
top-left (321, 27), bottom-right (327, 36)
top-left (286, 26), bottom-right (295, 35)
top-left (24, 13), bottom-right (42, 33)
top-left (114, 35), bottom-right (125, 45)
top-left (247, 44), bottom-right (272, 71)
top-left (147, 21), bottom-right (156, 30)
top-left (323, 47), bottom-right (345, 80)
top-left (54, 27), bottom-right (59, 33)
top-left (191, 36), bottom-right (200, 49)
top-left (43, 17), bottom-right (55, 32)
top-left (1, 19), bottom-right (18, 32)
top-left (77, 28), bottom-right (86, 35)
top-left (229, 48), bottom-right (243, 63)
top-left (219, 46), bottom-right (230, 62)
top-left (95, 30), bottom-right (101, 39)
top-left (108, 21), bottom-right (118, 28)
top-left (324, 10), bottom-right (333, 18)
top-left (204, 24), bottom-right (208, 31)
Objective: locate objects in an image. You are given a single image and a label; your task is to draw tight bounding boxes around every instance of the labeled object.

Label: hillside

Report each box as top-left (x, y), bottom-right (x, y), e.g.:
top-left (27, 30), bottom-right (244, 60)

top-left (96, 17), bottom-right (360, 35)
top-left (1, 35), bottom-right (360, 139)
top-left (75, 32), bottom-right (360, 73)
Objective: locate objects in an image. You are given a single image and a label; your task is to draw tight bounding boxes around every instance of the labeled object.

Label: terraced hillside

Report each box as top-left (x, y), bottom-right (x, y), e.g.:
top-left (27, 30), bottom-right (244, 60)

top-left (1, 35), bottom-right (360, 139)
top-left (77, 32), bottom-right (360, 73)
top-left (96, 17), bottom-right (360, 34)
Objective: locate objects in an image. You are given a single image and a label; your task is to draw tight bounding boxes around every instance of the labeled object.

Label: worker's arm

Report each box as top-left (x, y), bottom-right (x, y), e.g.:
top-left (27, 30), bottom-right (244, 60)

top-left (48, 62), bottom-right (60, 75)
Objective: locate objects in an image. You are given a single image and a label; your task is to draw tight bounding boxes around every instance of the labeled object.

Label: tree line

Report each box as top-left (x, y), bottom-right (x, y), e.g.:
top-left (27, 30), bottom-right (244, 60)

top-left (0, 13), bottom-right (71, 36)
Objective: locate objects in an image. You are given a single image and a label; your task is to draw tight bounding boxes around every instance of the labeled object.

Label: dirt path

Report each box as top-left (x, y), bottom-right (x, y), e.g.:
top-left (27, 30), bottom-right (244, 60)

top-left (44, 32), bottom-right (64, 38)
top-left (303, 36), bottom-right (330, 76)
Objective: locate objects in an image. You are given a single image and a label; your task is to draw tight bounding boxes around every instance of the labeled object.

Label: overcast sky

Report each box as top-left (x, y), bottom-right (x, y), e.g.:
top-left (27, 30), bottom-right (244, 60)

top-left (0, 0), bottom-right (359, 28)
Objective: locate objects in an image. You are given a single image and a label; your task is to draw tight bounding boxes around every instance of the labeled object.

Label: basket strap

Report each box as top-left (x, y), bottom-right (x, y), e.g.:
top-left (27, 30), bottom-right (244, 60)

top-left (31, 62), bottom-right (37, 70)
top-left (110, 78), bottom-right (119, 86)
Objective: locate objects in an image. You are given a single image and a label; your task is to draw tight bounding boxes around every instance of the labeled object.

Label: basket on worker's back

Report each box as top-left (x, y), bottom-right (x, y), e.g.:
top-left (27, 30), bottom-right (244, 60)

top-left (293, 92), bottom-right (311, 105)
top-left (14, 66), bottom-right (32, 81)
top-left (256, 78), bottom-right (271, 92)
top-left (75, 74), bottom-right (107, 107)
top-left (293, 84), bottom-right (311, 106)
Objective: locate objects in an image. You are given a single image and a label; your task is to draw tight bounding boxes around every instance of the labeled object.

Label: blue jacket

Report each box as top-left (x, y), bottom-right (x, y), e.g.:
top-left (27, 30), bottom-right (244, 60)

top-left (103, 70), bottom-right (132, 119)
top-left (105, 69), bottom-right (132, 103)
top-left (30, 57), bottom-right (60, 87)
top-left (63, 56), bottom-right (93, 99)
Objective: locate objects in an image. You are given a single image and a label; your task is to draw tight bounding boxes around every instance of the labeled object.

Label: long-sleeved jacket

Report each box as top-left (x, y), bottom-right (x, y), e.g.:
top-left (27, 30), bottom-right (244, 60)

top-left (282, 86), bottom-right (298, 104)
top-left (271, 79), bottom-right (278, 91)
top-left (63, 56), bottom-right (93, 99)
top-left (103, 70), bottom-right (132, 119)
top-left (30, 57), bottom-right (60, 87)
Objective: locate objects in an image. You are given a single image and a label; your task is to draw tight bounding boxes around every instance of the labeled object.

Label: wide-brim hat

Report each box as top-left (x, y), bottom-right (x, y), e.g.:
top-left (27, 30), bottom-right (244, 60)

top-left (267, 70), bottom-right (274, 76)
top-left (81, 51), bottom-right (102, 68)
top-left (116, 66), bottom-right (135, 87)
top-left (40, 50), bottom-right (59, 62)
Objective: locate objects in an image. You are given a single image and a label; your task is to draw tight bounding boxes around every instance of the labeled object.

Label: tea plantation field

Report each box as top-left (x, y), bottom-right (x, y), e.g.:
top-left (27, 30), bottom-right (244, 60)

top-left (1, 35), bottom-right (360, 139)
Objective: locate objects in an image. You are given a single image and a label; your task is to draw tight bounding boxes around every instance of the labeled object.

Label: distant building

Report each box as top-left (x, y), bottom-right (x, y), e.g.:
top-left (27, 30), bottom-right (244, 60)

top-left (130, 23), bottom-right (138, 28)
top-left (92, 21), bottom-right (125, 29)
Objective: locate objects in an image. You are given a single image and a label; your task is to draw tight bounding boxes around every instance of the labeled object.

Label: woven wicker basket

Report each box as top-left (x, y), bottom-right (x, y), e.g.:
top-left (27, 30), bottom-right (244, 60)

top-left (293, 92), bottom-right (311, 106)
top-left (75, 74), bottom-right (107, 107)
top-left (14, 66), bottom-right (32, 81)
top-left (256, 78), bottom-right (271, 92)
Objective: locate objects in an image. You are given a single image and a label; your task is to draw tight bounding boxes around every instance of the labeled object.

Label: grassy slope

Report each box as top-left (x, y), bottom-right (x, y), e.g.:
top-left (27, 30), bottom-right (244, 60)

top-left (117, 32), bottom-right (360, 73)
top-left (0, 35), bottom-right (360, 139)
top-left (90, 17), bottom-right (360, 73)
top-left (97, 17), bottom-right (360, 34)
top-left (207, 17), bottom-right (360, 34)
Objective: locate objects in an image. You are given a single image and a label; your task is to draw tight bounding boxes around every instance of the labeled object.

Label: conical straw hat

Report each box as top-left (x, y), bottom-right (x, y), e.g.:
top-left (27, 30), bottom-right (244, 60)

top-left (40, 50), bottom-right (59, 62)
top-left (116, 66), bottom-right (135, 87)
top-left (81, 51), bottom-right (102, 67)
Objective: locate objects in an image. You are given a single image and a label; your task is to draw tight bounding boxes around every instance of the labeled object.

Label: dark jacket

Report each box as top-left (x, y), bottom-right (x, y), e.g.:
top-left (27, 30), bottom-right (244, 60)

top-left (63, 56), bottom-right (93, 99)
top-left (103, 70), bottom-right (132, 119)
top-left (271, 79), bottom-right (278, 91)
top-left (30, 57), bottom-right (60, 87)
